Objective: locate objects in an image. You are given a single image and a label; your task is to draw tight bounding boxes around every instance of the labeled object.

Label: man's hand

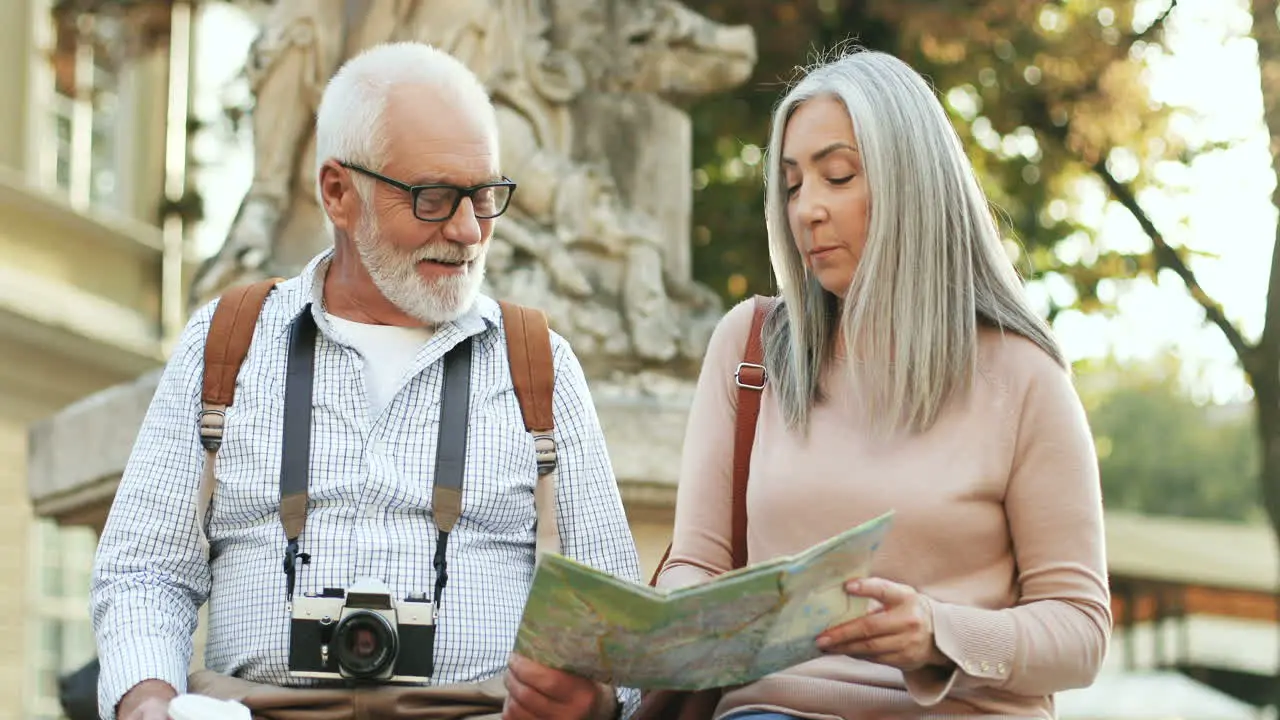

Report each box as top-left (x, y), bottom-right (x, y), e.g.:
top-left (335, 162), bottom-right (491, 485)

top-left (503, 653), bottom-right (616, 720)
top-left (816, 578), bottom-right (952, 672)
top-left (117, 679), bottom-right (177, 720)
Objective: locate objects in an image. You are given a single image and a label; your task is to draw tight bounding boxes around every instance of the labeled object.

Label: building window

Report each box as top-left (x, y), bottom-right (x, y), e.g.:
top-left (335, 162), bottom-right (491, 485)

top-left (28, 520), bottom-right (98, 720)
top-left (43, 11), bottom-right (124, 212)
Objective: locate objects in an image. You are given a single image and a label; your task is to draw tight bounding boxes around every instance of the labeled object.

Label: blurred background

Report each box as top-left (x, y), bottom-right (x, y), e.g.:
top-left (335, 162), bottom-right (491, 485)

top-left (0, 0), bottom-right (1277, 717)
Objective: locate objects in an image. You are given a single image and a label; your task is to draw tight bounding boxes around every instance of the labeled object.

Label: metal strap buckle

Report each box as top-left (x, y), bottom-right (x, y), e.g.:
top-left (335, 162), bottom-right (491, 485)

top-left (198, 408), bottom-right (227, 451)
top-left (533, 434), bottom-right (558, 476)
top-left (734, 362), bottom-right (767, 390)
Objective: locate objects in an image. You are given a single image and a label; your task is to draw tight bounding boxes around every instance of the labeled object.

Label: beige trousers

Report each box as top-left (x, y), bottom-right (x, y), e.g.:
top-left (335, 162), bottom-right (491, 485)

top-left (187, 670), bottom-right (507, 720)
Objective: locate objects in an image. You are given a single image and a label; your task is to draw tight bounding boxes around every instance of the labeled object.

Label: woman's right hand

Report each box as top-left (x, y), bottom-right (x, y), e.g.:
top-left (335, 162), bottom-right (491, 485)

top-left (816, 578), bottom-right (952, 673)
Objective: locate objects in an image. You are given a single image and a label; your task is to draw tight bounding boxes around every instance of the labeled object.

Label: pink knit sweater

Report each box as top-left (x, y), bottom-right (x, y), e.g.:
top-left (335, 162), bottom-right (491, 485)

top-left (657, 299), bottom-right (1112, 719)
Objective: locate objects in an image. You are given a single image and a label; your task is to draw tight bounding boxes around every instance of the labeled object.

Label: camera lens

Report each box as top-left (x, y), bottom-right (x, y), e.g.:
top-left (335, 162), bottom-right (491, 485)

top-left (332, 610), bottom-right (397, 679)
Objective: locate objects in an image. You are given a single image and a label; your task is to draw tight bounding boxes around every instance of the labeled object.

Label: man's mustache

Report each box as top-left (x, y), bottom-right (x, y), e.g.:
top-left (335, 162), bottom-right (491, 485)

top-left (411, 244), bottom-right (481, 264)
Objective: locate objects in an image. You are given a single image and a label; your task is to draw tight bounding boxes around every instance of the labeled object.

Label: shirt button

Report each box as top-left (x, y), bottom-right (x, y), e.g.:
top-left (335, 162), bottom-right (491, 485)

top-left (364, 504), bottom-right (377, 519)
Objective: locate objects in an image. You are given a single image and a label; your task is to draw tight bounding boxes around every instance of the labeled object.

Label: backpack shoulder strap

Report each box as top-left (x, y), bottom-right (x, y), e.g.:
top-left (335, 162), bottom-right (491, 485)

top-left (648, 294), bottom-right (776, 584)
top-left (196, 278), bottom-right (282, 546)
top-left (498, 300), bottom-right (560, 556)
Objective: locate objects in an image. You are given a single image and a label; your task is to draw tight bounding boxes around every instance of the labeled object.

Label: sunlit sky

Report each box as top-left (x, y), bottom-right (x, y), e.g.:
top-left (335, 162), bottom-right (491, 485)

top-left (187, 0), bottom-right (1274, 406)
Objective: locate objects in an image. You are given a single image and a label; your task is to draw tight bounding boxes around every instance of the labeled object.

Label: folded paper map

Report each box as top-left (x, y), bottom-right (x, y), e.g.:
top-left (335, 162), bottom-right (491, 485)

top-left (513, 511), bottom-right (894, 690)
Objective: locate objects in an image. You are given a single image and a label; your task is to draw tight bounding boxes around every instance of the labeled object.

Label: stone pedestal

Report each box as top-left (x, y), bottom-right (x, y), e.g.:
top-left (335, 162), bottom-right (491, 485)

top-left (26, 368), bottom-right (693, 578)
top-left (27, 371), bottom-right (161, 534)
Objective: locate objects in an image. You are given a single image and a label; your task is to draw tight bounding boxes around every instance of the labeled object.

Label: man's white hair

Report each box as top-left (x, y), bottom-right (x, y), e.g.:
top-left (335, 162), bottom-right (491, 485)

top-left (313, 41), bottom-right (500, 204)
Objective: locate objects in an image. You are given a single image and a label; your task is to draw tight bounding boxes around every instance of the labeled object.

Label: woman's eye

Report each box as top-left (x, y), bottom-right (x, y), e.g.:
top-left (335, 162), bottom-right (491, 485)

top-left (829, 175), bottom-right (854, 185)
top-left (786, 184), bottom-right (801, 197)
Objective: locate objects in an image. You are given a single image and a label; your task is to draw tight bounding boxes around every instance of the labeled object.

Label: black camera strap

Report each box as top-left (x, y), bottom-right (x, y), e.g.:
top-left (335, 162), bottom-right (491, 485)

top-left (432, 328), bottom-right (471, 613)
top-left (280, 307), bottom-right (317, 602)
top-left (280, 306), bottom-right (473, 613)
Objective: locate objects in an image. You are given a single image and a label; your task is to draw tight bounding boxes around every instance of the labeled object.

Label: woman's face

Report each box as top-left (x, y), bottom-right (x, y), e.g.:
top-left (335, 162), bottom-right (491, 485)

top-left (781, 96), bottom-right (870, 298)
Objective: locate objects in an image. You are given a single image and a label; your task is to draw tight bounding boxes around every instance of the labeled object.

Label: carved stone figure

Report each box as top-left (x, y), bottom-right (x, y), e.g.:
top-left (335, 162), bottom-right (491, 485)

top-left (192, 0), bottom-right (756, 377)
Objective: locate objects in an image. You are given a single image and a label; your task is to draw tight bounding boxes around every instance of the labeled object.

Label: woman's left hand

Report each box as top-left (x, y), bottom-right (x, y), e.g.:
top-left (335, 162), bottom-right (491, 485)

top-left (816, 578), bottom-right (952, 672)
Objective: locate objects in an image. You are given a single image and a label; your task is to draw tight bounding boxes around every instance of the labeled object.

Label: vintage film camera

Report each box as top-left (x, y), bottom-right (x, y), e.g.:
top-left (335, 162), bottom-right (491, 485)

top-left (288, 578), bottom-right (436, 682)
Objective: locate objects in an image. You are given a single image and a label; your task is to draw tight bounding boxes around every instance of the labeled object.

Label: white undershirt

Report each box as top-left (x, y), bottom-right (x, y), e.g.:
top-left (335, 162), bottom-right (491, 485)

top-left (325, 313), bottom-right (434, 417)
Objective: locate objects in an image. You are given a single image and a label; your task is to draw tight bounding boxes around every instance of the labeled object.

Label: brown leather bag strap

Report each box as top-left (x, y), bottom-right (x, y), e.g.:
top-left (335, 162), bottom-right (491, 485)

top-left (202, 278), bottom-right (283, 411)
top-left (196, 278), bottom-right (282, 552)
top-left (498, 300), bottom-right (561, 555)
top-left (728, 295), bottom-right (775, 568)
top-left (499, 301), bottom-right (556, 434)
top-left (648, 295), bottom-right (776, 584)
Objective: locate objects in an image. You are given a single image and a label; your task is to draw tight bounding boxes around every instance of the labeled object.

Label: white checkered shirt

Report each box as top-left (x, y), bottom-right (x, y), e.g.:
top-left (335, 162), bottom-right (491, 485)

top-left (91, 251), bottom-right (642, 717)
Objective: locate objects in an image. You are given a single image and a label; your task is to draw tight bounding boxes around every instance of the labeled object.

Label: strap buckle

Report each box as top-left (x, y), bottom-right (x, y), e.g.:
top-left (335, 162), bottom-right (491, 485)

top-left (533, 434), bottom-right (558, 476)
top-left (734, 362), bottom-right (767, 390)
top-left (283, 538), bottom-right (310, 600)
top-left (198, 406), bottom-right (227, 451)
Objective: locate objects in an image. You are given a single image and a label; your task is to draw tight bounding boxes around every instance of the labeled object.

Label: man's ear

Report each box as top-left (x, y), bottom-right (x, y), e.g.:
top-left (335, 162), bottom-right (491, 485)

top-left (318, 160), bottom-right (356, 233)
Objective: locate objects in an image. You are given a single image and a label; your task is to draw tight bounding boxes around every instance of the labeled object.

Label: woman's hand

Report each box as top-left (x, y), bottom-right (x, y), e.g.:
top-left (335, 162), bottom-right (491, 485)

top-left (816, 578), bottom-right (952, 672)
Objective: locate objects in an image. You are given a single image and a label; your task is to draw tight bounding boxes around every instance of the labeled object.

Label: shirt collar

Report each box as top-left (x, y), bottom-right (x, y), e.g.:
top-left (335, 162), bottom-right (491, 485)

top-left (273, 249), bottom-right (501, 339)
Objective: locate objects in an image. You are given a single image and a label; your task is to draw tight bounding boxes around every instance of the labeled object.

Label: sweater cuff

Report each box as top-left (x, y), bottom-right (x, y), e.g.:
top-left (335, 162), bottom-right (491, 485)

top-left (930, 599), bottom-right (1017, 689)
top-left (905, 597), bottom-right (1019, 704)
top-left (902, 663), bottom-right (960, 706)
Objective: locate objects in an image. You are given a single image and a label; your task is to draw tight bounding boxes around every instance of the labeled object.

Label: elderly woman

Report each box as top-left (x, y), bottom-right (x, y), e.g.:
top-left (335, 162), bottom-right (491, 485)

top-left (656, 48), bottom-right (1110, 719)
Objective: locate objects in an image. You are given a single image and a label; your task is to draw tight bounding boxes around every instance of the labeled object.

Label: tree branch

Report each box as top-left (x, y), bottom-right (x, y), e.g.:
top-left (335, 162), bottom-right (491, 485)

top-left (1248, 0), bottom-right (1280, 360)
top-left (1135, 0), bottom-right (1179, 42)
top-left (1091, 160), bottom-right (1254, 363)
top-left (1020, 0), bottom-right (1257, 368)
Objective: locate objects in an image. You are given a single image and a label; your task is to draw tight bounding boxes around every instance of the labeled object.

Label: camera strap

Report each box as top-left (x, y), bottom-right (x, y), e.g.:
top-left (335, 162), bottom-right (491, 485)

top-left (431, 326), bottom-right (472, 614)
top-left (280, 305), bottom-right (317, 602)
top-left (279, 305), bottom-right (474, 610)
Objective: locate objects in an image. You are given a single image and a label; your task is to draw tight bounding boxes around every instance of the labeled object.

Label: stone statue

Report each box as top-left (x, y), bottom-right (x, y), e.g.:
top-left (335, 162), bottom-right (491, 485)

top-left (192, 0), bottom-right (756, 377)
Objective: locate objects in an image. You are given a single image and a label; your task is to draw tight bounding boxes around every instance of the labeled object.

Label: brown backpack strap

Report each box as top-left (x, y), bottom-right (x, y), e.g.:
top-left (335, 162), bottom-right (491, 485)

top-left (498, 301), bottom-right (560, 556)
top-left (649, 295), bottom-right (776, 584)
top-left (729, 295), bottom-right (775, 568)
top-left (197, 278), bottom-right (282, 549)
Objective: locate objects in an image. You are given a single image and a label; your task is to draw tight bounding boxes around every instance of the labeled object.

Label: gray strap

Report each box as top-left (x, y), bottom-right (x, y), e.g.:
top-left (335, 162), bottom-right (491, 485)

top-left (432, 338), bottom-right (473, 612)
top-left (273, 313), bottom-right (474, 607)
top-left (280, 307), bottom-right (317, 601)
top-left (432, 338), bottom-right (472, 533)
top-left (280, 307), bottom-right (317, 543)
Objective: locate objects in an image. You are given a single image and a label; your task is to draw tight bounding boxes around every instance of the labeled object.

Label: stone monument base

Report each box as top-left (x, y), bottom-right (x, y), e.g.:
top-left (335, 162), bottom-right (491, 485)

top-left (27, 370), bottom-right (693, 578)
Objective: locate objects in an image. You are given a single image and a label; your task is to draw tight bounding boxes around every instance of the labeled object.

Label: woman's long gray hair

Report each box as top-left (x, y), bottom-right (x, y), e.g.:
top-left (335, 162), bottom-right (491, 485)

top-left (762, 48), bottom-right (1065, 434)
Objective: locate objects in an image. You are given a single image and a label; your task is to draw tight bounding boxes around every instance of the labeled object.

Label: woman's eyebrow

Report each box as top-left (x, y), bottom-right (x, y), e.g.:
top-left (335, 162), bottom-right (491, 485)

top-left (781, 142), bottom-right (859, 166)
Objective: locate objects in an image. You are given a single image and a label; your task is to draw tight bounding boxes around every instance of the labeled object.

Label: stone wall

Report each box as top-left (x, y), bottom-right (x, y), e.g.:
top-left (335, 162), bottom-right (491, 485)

top-left (0, 419), bottom-right (33, 719)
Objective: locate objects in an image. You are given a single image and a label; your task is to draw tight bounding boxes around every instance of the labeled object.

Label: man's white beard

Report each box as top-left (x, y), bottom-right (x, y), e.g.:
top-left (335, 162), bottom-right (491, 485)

top-left (351, 203), bottom-right (487, 325)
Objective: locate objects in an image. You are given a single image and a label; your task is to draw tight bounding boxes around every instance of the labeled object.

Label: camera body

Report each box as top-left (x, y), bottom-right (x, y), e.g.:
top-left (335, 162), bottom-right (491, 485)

top-left (288, 578), bottom-right (436, 683)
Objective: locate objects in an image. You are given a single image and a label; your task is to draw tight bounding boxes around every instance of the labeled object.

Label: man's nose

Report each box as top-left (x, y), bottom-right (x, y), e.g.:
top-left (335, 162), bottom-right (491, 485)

top-left (442, 198), bottom-right (483, 245)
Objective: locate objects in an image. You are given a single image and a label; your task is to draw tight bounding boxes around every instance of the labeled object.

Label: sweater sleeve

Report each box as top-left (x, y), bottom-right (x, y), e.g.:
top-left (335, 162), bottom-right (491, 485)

top-left (904, 350), bottom-right (1112, 703)
top-left (654, 299), bottom-right (758, 590)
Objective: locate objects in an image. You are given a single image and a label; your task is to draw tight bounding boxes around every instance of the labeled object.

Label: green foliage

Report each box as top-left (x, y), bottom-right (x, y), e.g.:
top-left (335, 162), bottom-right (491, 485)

top-left (1077, 357), bottom-right (1264, 522)
top-left (682, 0), bottom-right (1171, 308)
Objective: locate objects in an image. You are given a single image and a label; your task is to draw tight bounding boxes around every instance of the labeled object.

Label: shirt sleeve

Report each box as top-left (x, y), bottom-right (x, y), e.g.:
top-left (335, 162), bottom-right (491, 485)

top-left (904, 352), bottom-right (1112, 703)
top-left (547, 335), bottom-right (643, 715)
top-left (90, 305), bottom-right (216, 718)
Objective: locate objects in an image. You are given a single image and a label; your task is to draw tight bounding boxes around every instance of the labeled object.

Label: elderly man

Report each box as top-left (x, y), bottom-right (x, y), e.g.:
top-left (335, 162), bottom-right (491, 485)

top-left (92, 42), bottom-right (641, 720)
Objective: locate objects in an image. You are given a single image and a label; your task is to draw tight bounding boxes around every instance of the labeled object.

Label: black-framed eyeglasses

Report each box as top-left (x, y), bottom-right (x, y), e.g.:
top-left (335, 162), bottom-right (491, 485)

top-left (339, 162), bottom-right (517, 222)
